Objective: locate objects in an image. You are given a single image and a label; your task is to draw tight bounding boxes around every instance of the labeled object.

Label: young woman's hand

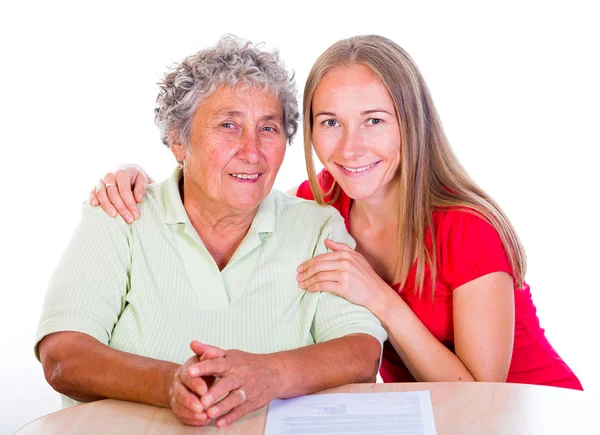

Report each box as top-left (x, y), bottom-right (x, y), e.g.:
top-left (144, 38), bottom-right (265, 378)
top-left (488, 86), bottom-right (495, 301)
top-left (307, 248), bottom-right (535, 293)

top-left (89, 164), bottom-right (150, 223)
top-left (297, 239), bottom-right (394, 312)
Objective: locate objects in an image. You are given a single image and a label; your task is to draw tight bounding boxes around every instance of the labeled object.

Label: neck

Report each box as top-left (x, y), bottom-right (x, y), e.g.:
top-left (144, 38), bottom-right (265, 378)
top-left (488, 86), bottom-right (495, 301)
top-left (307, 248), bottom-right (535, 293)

top-left (350, 181), bottom-right (399, 231)
top-left (181, 178), bottom-right (257, 269)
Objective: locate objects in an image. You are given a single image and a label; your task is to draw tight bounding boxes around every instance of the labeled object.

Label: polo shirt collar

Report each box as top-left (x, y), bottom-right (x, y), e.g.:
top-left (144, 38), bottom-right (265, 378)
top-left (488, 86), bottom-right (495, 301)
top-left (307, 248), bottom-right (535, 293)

top-left (163, 167), bottom-right (188, 225)
top-left (249, 190), bottom-right (276, 237)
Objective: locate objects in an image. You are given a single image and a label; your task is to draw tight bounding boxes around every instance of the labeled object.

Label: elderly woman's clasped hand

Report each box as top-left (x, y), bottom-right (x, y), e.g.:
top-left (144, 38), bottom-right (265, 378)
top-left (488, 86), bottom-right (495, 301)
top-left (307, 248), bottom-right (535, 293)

top-left (169, 341), bottom-right (281, 428)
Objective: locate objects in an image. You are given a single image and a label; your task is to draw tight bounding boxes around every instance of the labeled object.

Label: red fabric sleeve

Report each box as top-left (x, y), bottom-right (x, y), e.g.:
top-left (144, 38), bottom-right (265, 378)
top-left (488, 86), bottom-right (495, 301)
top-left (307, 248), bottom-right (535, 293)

top-left (436, 210), bottom-right (514, 291)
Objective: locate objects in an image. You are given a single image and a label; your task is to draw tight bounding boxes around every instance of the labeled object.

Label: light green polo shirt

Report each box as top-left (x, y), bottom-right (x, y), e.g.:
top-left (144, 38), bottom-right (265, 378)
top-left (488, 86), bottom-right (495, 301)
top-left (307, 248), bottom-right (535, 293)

top-left (36, 168), bottom-right (386, 407)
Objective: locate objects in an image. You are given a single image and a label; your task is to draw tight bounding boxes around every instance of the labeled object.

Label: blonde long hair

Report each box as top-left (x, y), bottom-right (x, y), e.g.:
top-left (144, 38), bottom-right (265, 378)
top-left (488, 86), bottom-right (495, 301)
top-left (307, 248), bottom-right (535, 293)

top-left (303, 35), bottom-right (526, 294)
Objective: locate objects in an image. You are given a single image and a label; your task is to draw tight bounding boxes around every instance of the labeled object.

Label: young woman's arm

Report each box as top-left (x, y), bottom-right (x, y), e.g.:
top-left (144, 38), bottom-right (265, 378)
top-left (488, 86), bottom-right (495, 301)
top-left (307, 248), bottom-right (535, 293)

top-left (90, 166), bottom-right (301, 217)
top-left (374, 271), bottom-right (514, 382)
top-left (298, 240), bottom-right (514, 382)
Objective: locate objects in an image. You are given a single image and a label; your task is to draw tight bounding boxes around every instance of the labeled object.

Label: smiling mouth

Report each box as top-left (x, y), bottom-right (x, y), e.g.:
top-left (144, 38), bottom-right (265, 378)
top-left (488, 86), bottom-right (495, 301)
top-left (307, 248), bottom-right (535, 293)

top-left (230, 173), bottom-right (260, 180)
top-left (338, 162), bottom-right (380, 173)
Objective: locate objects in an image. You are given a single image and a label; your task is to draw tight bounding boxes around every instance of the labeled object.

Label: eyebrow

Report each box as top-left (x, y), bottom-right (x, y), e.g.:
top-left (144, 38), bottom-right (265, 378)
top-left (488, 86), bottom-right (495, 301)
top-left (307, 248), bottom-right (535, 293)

top-left (260, 114), bottom-right (283, 122)
top-left (216, 110), bottom-right (282, 122)
top-left (313, 111), bottom-right (337, 118)
top-left (361, 109), bottom-right (394, 116)
top-left (313, 109), bottom-right (394, 118)
top-left (217, 110), bottom-right (245, 118)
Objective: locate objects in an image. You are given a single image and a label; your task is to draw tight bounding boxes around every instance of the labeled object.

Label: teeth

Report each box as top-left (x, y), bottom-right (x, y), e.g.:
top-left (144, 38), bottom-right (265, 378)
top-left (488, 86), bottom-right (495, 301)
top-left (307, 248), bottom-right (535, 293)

top-left (342, 163), bottom-right (376, 173)
top-left (231, 173), bottom-right (259, 180)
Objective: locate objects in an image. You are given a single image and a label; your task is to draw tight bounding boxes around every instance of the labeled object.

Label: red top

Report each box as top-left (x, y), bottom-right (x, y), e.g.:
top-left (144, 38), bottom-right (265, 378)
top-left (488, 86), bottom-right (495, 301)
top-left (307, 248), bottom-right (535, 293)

top-left (297, 170), bottom-right (582, 390)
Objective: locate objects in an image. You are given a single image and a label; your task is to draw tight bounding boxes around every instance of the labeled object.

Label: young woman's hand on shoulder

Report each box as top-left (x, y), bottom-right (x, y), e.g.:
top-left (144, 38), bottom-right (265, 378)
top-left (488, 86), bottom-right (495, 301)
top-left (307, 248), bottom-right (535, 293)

top-left (297, 239), bottom-right (395, 311)
top-left (89, 164), bottom-right (151, 223)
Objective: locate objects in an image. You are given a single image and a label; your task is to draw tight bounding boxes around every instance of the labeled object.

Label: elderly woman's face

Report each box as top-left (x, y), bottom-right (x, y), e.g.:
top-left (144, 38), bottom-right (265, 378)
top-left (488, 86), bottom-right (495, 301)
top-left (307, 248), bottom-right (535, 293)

top-left (175, 86), bottom-right (286, 211)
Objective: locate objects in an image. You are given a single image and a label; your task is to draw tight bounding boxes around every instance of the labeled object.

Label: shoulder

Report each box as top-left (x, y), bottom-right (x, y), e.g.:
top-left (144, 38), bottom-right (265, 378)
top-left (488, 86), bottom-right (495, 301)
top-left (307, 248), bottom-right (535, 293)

top-left (80, 178), bottom-right (171, 237)
top-left (272, 189), bottom-right (350, 237)
top-left (432, 208), bottom-right (502, 245)
top-left (431, 208), bottom-right (513, 289)
top-left (134, 178), bottom-right (173, 224)
top-left (431, 207), bottom-right (508, 260)
top-left (77, 200), bottom-right (132, 238)
top-left (271, 189), bottom-right (343, 223)
top-left (144, 179), bottom-right (167, 209)
top-left (271, 189), bottom-right (355, 251)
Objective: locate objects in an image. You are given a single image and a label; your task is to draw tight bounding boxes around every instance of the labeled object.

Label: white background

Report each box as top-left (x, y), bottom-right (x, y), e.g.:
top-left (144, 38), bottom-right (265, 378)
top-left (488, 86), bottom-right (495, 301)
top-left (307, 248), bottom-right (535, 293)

top-left (1, 1), bottom-right (598, 433)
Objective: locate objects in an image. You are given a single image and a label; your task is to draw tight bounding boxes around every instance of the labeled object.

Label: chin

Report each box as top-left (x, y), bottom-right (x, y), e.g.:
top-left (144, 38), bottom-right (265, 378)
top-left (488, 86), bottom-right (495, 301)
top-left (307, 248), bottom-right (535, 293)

top-left (228, 194), bottom-right (266, 211)
top-left (336, 170), bottom-right (397, 201)
top-left (230, 200), bottom-right (262, 211)
top-left (339, 185), bottom-right (379, 201)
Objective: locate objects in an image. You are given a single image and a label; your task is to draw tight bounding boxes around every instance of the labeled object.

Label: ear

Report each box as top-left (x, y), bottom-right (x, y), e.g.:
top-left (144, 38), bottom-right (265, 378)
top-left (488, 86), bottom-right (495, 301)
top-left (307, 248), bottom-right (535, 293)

top-left (168, 129), bottom-right (186, 162)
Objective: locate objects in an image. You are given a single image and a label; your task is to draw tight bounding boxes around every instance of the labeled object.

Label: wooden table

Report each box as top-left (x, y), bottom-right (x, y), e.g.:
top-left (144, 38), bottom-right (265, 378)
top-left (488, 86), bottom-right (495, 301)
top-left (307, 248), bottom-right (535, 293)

top-left (17, 382), bottom-right (597, 434)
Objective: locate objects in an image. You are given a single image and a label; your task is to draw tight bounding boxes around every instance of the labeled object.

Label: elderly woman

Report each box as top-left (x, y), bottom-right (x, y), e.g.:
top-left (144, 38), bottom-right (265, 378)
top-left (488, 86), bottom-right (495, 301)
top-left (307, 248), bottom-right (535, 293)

top-left (35, 36), bottom-right (386, 428)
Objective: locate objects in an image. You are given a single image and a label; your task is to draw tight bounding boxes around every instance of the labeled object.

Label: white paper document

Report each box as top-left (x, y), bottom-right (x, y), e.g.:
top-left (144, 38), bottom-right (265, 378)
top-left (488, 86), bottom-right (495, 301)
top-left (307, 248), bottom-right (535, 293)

top-left (264, 390), bottom-right (437, 435)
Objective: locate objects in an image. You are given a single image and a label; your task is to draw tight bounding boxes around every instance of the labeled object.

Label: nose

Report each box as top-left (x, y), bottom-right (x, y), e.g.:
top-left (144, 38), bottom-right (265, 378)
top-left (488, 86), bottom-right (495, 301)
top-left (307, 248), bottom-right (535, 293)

top-left (238, 130), bottom-right (261, 164)
top-left (340, 128), bottom-right (367, 160)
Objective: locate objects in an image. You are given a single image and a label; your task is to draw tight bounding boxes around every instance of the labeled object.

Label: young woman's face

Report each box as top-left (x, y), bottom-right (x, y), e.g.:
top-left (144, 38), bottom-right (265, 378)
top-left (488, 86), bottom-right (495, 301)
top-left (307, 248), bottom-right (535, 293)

top-left (311, 63), bottom-right (401, 201)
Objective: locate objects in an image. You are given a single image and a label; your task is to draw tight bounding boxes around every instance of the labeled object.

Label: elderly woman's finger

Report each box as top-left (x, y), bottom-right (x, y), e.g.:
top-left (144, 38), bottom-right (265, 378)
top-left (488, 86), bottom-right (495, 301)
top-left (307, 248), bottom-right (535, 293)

top-left (190, 341), bottom-right (227, 360)
top-left (114, 169), bottom-right (140, 219)
top-left (173, 404), bottom-right (210, 427)
top-left (188, 357), bottom-right (230, 379)
top-left (171, 380), bottom-right (206, 418)
top-left (180, 374), bottom-right (209, 397)
top-left (94, 181), bottom-right (117, 217)
top-left (215, 401), bottom-right (257, 428)
top-left (179, 371), bottom-right (211, 397)
top-left (201, 349), bottom-right (226, 361)
top-left (201, 374), bottom-right (243, 408)
top-left (172, 399), bottom-right (209, 427)
top-left (206, 387), bottom-right (248, 420)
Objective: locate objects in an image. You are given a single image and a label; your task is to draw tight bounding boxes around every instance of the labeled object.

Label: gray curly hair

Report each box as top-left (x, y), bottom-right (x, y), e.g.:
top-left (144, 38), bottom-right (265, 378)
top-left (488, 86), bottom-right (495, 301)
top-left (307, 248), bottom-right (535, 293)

top-left (155, 35), bottom-right (299, 147)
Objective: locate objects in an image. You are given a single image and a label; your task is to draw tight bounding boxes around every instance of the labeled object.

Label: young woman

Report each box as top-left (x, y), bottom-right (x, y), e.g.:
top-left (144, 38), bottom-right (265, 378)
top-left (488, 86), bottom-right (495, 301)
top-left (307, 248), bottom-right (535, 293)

top-left (90, 35), bottom-right (582, 390)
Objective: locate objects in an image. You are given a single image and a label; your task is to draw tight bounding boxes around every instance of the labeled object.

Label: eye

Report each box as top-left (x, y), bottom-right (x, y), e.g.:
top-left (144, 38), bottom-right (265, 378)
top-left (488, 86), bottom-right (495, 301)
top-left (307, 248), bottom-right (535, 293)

top-left (322, 119), bottom-right (339, 127)
top-left (261, 126), bottom-right (277, 132)
top-left (221, 122), bottom-right (235, 129)
top-left (367, 118), bottom-right (383, 126)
